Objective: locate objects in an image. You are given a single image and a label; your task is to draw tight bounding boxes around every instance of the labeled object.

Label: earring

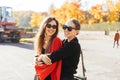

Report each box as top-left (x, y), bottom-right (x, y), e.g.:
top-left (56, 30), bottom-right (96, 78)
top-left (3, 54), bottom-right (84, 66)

top-left (76, 33), bottom-right (78, 35)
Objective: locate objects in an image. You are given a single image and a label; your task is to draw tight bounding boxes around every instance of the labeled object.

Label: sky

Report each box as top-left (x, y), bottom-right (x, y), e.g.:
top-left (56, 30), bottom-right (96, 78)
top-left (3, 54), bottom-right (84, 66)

top-left (0, 0), bottom-right (106, 12)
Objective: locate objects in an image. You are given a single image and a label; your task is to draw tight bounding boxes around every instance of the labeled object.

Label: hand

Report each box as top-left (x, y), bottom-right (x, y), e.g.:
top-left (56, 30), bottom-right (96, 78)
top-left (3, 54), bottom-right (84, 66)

top-left (41, 54), bottom-right (52, 65)
top-left (33, 57), bottom-right (38, 65)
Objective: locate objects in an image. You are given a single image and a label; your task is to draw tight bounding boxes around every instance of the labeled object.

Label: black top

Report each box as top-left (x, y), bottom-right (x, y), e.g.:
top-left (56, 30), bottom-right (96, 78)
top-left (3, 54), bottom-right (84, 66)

top-left (49, 37), bottom-right (81, 77)
top-left (42, 48), bottom-right (45, 54)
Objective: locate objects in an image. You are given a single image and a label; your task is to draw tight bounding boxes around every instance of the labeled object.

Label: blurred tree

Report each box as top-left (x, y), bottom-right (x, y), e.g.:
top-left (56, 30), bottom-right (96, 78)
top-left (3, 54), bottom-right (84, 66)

top-left (13, 11), bottom-right (19, 26)
top-left (89, 4), bottom-right (103, 24)
top-left (105, 0), bottom-right (120, 22)
top-left (48, 3), bottom-right (56, 14)
top-left (51, 2), bottom-right (67, 25)
top-left (18, 11), bottom-right (32, 27)
top-left (13, 11), bottom-right (32, 27)
top-left (29, 12), bottom-right (42, 27)
top-left (107, 7), bottom-right (119, 22)
top-left (115, 0), bottom-right (120, 21)
top-left (50, 0), bottom-right (85, 25)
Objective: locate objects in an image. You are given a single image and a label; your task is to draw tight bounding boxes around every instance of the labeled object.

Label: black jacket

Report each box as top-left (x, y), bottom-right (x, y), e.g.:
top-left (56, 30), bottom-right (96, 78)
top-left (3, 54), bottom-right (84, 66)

top-left (49, 37), bottom-right (81, 77)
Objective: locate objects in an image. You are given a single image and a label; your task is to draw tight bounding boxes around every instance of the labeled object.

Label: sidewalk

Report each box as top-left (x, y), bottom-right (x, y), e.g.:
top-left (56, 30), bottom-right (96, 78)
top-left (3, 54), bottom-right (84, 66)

top-left (77, 39), bottom-right (120, 80)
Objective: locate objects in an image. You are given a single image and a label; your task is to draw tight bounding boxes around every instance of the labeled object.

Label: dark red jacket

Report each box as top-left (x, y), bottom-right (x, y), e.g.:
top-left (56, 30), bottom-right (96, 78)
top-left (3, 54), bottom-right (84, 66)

top-left (114, 32), bottom-right (120, 41)
top-left (35, 37), bottom-right (62, 80)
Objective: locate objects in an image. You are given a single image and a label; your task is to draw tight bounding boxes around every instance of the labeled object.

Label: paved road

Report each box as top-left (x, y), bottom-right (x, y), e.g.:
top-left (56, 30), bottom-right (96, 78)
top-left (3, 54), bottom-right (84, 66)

top-left (78, 39), bottom-right (120, 80)
top-left (0, 43), bottom-right (35, 80)
top-left (0, 34), bottom-right (120, 80)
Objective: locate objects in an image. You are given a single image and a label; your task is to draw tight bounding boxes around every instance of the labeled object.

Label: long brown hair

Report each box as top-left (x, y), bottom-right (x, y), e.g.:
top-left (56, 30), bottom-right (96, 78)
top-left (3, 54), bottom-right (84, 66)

top-left (34, 17), bottom-right (59, 55)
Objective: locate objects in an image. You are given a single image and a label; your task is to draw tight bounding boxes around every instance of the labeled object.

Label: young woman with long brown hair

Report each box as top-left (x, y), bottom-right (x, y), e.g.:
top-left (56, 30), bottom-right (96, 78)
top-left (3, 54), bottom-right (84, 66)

top-left (34, 17), bottom-right (62, 80)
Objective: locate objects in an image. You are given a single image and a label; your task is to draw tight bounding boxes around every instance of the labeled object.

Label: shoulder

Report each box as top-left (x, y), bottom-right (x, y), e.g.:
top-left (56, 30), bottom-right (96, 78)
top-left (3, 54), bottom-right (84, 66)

top-left (53, 37), bottom-right (62, 42)
top-left (50, 37), bottom-right (62, 51)
top-left (52, 37), bottom-right (62, 45)
top-left (71, 38), bottom-right (81, 48)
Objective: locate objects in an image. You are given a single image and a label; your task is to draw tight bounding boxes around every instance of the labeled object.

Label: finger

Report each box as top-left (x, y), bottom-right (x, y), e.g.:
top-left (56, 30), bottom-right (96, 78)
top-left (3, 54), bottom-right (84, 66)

top-left (42, 56), bottom-right (51, 65)
top-left (46, 53), bottom-right (51, 55)
top-left (45, 56), bottom-right (52, 65)
top-left (42, 55), bottom-right (52, 65)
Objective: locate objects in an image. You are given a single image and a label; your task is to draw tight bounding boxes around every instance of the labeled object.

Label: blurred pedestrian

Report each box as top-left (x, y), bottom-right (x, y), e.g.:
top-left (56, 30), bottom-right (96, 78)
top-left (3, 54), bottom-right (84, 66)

top-left (113, 30), bottom-right (120, 48)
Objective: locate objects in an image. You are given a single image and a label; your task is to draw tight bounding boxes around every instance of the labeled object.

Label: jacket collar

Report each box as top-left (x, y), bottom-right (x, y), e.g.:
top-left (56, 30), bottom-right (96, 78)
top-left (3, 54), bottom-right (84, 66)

top-left (66, 37), bottom-right (78, 43)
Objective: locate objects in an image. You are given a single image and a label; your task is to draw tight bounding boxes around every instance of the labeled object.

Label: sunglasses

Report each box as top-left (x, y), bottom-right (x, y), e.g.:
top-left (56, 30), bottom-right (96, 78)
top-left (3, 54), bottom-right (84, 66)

top-left (46, 24), bottom-right (57, 29)
top-left (63, 25), bottom-right (76, 31)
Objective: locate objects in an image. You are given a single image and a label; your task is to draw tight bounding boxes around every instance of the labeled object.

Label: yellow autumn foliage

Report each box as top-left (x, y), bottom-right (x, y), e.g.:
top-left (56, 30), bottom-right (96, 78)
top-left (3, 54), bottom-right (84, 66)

top-left (89, 5), bottom-right (103, 20)
top-left (29, 12), bottom-right (41, 27)
top-left (50, 1), bottom-right (85, 24)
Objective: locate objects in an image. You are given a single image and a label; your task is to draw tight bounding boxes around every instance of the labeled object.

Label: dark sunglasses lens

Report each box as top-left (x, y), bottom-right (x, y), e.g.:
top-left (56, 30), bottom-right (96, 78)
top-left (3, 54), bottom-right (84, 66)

top-left (52, 25), bottom-right (57, 29)
top-left (46, 24), bottom-right (51, 28)
top-left (46, 24), bottom-right (56, 29)
top-left (63, 25), bottom-right (73, 31)
top-left (68, 27), bottom-right (72, 31)
top-left (63, 25), bottom-right (67, 30)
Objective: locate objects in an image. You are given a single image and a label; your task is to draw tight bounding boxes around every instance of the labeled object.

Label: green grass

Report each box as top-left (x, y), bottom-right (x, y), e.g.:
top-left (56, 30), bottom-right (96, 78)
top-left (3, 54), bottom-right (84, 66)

top-left (20, 38), bottom-right (34, 43)
top-left (81, 22), bottom-right (120, 31)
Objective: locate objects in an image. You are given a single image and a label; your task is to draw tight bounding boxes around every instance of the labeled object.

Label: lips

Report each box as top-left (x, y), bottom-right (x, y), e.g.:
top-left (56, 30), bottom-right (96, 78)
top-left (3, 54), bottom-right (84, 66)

top-left (47, 29), bottom-right (55, 36)
top-left (48, 30), bottom-right (54, 33)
